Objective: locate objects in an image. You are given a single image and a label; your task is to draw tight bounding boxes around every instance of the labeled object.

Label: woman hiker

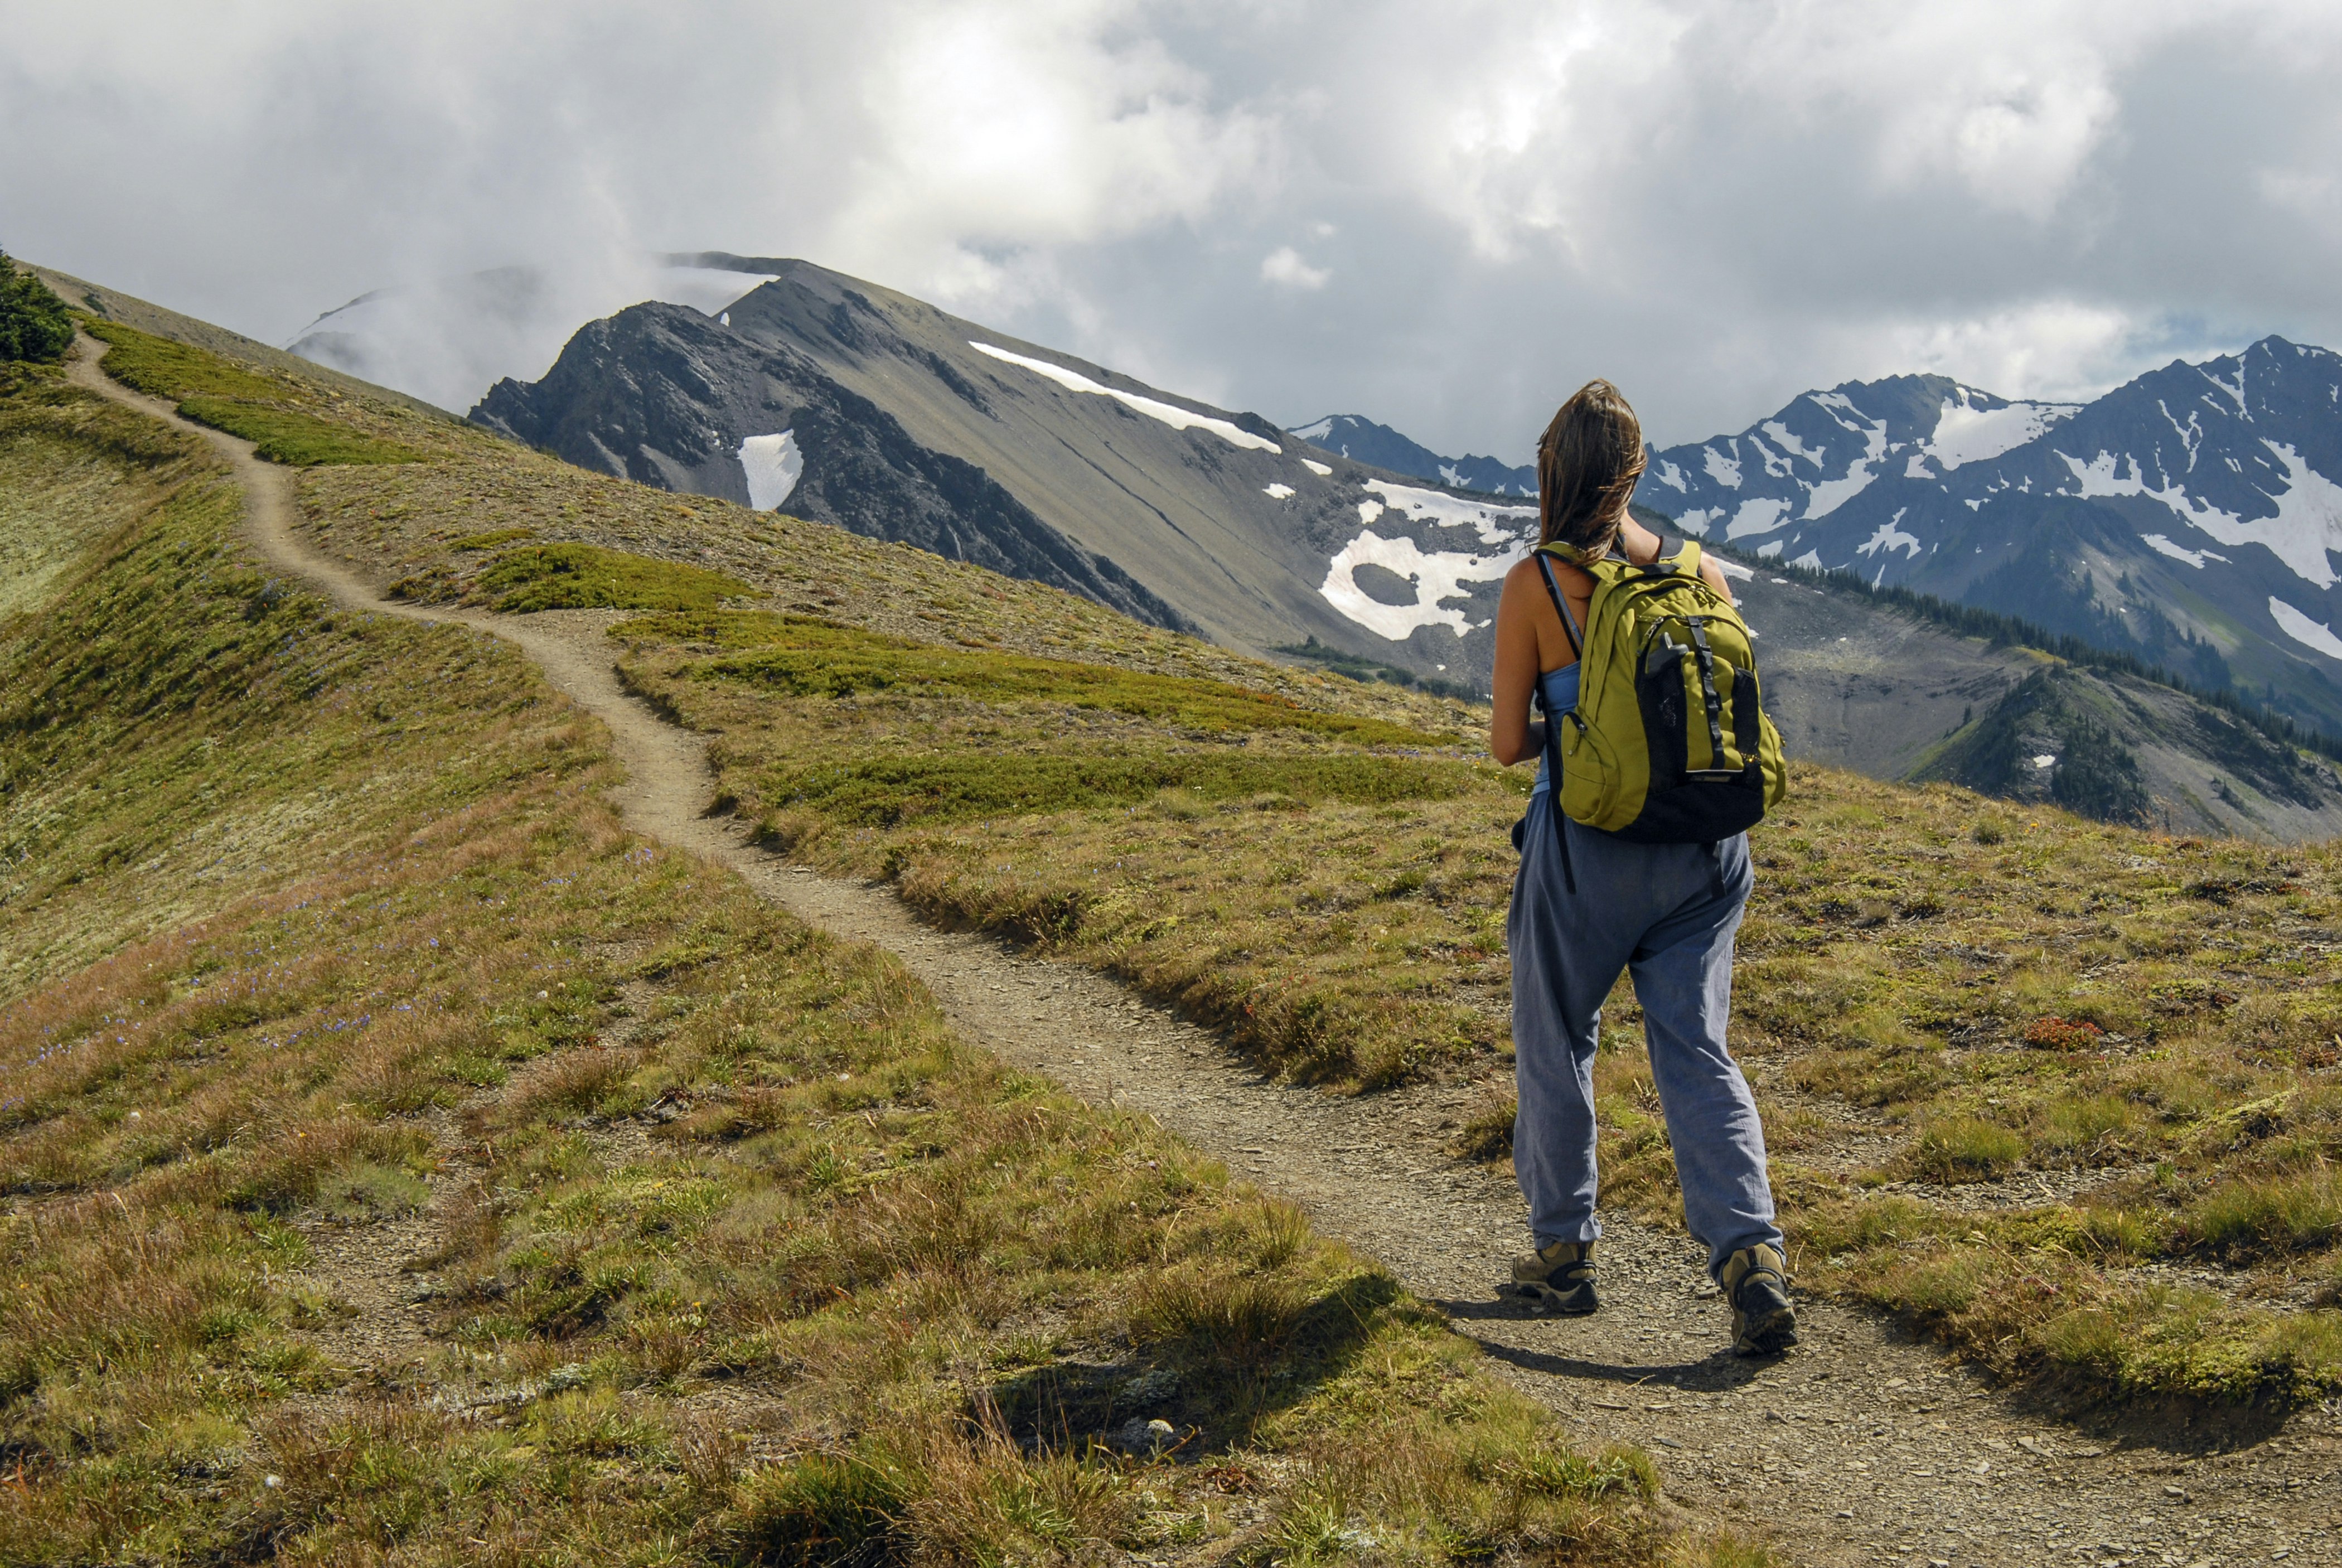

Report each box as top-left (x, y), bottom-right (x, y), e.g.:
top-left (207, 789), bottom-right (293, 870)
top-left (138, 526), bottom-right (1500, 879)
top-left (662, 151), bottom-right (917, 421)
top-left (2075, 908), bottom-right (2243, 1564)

top-left (1487, 379), bottom-right (1797, 1357)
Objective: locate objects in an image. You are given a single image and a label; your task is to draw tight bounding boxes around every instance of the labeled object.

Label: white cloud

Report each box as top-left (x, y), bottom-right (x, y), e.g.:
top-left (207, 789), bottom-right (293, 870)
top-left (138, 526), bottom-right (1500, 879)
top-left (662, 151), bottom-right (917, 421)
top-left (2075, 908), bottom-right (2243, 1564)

top-left (823, 1), bottom-right (1274, 298)
top-left (1872, 300), bottom-right (2145, 406)
top-left (6, 1), bottom-right (2341, 449)
top-left (1260, 246), bottom-right (1329, 288)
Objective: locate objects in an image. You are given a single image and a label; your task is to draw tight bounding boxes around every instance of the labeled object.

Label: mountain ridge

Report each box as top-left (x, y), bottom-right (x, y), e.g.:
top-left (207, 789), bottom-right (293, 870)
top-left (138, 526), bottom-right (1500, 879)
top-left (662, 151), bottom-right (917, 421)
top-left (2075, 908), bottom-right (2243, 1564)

top-left (1631, 340), bottom-right (2342, 734)
top-left (1288, 413), bottom-right (1536, 496)
top-left (468, 258), bottom-right (1543, 686)
top-left (460, 257), bottom-right (2342, 837)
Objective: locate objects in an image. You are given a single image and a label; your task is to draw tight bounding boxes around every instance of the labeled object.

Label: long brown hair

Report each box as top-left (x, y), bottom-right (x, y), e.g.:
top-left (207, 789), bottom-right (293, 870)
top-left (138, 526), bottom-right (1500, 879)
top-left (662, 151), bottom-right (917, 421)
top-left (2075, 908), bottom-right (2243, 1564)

top-left (1536, 380), bottom-right (1646, 550)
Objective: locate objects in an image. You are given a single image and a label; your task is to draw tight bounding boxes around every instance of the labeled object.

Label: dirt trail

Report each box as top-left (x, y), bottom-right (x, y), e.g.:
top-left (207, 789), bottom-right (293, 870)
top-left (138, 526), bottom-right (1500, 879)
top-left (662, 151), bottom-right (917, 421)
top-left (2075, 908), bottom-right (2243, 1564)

top-left (69, 337), bottom-right (2340, 1567)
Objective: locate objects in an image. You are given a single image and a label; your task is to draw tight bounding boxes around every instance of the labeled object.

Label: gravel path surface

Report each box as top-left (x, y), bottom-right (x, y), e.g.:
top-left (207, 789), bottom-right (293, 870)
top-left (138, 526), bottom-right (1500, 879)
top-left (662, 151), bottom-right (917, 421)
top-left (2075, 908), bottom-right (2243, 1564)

top-left (69, 336), bottom-right (2342, 1566)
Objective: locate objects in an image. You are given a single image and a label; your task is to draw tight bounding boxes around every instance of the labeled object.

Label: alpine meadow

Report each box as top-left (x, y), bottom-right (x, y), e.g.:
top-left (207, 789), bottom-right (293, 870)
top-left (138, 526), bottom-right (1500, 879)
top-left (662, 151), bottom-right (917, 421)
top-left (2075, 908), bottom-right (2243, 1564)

top-left (3, 263), bottom-right (2339, 1567)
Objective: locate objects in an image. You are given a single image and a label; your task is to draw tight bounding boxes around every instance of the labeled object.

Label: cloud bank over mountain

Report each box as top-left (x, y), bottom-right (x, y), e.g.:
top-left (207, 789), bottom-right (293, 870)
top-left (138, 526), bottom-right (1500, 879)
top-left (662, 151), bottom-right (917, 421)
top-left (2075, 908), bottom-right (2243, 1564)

top-left (7, 2), bottom-right (2342, 451)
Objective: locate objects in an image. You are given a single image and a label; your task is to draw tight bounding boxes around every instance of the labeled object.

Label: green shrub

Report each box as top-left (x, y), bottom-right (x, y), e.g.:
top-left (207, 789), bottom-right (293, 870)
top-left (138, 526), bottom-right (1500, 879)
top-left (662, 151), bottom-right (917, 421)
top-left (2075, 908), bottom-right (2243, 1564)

top-left (730, 1448), bottom-right (909, 1565)
top-left (757, 749), bottom-right (1477, 829)
top-left (1904, 1115), bottom-right (2026, 1182)
top-left (617, 610), bottom-right (1454, 746)
top-left (176, 396), bottom-right (421, 465)
top-left (2183, 1171), bottom-right (2342, 1260)
top-left (80, 317), bottom-right (280, 400)
top-left (80, 318), bottom-right (421, 464)
top-left (316, 1161), bottom-right (432, 1221)
top-left (477, 544), bottom-right (752, 612)
top-left (0, 251), bottom-right (73, 364)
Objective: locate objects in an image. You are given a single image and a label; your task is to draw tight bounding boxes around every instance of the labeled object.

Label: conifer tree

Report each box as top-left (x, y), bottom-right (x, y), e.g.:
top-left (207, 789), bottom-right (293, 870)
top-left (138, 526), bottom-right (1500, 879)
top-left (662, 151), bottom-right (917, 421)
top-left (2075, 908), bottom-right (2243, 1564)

top-left (0, 249), bottom-right (75, 363)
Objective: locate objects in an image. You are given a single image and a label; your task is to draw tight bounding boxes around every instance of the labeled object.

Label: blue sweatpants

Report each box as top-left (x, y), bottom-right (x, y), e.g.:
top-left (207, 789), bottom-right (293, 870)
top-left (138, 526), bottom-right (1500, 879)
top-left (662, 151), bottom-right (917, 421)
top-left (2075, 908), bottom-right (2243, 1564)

top-left (1507, 790), bottom-right (1782, 1281)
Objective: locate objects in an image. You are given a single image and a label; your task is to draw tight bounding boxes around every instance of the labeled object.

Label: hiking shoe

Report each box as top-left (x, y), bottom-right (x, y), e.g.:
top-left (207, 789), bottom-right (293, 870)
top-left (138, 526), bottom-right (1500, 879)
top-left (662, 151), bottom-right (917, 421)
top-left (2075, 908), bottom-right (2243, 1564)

top-left (1721, 1242), bottom-right (1797, 1356)
top-left (1502, 1239), bottom-right (1598, 1315)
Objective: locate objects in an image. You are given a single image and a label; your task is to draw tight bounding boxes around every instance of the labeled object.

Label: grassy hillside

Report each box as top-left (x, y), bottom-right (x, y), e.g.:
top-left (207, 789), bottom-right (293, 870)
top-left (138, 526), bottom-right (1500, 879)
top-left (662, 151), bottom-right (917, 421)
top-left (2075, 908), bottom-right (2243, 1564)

top-left (605, 601), bottom-right (2342, 1407)
top-left (0, 330), bottom-right (1712, 1559)
top-left (224, 308), bottom-right (2342, 1414)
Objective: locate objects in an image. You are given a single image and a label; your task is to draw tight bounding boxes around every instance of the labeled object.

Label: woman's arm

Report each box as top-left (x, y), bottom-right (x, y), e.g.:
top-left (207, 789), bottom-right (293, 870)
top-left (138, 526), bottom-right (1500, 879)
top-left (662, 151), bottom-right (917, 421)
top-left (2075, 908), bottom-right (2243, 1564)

top-left (1489, 563), bottom-right (1548, 766)
top-left (1696, 550), bottom-right (1736, 606)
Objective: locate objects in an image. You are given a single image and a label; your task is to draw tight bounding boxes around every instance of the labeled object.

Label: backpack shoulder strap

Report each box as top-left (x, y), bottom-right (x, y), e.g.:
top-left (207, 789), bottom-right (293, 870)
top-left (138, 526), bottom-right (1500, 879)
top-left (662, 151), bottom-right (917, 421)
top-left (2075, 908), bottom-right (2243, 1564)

top-left (1531, 548), bottom-right (1584, 660)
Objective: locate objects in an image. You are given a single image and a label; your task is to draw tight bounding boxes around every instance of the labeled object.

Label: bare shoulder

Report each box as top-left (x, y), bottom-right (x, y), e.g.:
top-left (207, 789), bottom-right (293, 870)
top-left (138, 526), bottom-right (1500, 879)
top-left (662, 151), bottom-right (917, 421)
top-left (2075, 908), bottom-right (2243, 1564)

top-left (1503, 555), bottom-right (1549, 590)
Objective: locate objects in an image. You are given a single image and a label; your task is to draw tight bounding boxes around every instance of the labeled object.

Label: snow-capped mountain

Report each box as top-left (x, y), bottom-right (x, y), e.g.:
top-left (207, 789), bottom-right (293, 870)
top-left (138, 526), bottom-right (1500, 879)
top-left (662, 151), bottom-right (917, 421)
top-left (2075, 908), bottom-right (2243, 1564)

top-left (1633, 342), bottom-right (2342, 734)
top-left (471, 259), bottom-right (1549, 681)
top-left (1641, 375), bottom-right (2080, 541)
top-left (1290, 414), bottom-right (1536, 496)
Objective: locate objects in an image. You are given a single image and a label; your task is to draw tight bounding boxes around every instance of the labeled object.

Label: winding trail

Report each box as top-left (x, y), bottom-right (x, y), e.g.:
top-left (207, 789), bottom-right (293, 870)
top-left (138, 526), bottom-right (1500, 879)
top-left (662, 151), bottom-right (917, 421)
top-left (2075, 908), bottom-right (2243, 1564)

top-left (69, 337), bottom-right (2340, 1567)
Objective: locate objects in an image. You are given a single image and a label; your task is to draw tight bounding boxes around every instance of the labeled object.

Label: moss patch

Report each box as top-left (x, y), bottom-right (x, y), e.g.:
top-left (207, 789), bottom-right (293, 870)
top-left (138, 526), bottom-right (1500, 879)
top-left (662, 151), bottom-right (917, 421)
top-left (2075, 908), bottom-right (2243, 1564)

top-left (82, 318), bottom-right (429, 466)
top-left (174, 396), bottom-right (421, 466)
top-left (625, 609), bottom-right (1457, 746)
top-left (475, 543), bottom-right (753, 612)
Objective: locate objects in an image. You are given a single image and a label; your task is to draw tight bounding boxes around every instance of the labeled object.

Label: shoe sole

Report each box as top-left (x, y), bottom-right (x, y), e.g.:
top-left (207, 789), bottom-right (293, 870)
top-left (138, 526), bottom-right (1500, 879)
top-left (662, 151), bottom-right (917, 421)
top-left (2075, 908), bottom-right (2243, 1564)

top-left (1733, 1304), bottom-right (1798, 1356)
top-left (1498, 1281), bottom-right (1599, 1316)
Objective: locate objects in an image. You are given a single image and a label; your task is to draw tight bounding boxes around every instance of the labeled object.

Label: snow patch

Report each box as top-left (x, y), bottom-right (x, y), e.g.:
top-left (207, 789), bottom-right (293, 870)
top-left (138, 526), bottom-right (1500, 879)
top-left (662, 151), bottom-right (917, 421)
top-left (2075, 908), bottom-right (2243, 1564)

top-left (1355, 480), bottom-right (1537, 548)
top-left (1760, 420), bottom-right (1824, 469)
top-left (1856, 514), bottom-right (1923, 559)
top-left (1725, 496), bottom-right (1793, 540)
top-left (1319, 530), bottom-right (1520, 641)
top-left (2141, 533), bottom-right (2228, 569)
top-left (1788, 550), bottom-right (1823, 570)
top-left (1290, 417), bottom-right (1334, 442)
top-left (1300, 457), bottom-right (1333, 476)
top-left (969, 342), bottom-right (1281, 453)
top-left (2206, 364), bottom-right (2247, 413)
top-left (1262, 483), bottom-right (1295, 500)
top-left (2158, 399), bottom-right (2204, 470)
top-left (1702, 446), bottom-right (1743, 489)
top-left (2032, 754), bottom-right (2058, 770)
top-left (738, 430), bottom-right (804, 511)
top-left (1715, 558), bottom-right (1754, 581)
top-left (1653, 459), bottom-right (1687, 492)
top-left (1803, 414), bottom-right (1888, 519)
top-left (1747, 433), bottom-right (1794, 479)
top-left (2060, 442), bottom-right (2342, 588)
top-left (1673, 509), bottom-right (1716, 537)
top-left (2269, 598), bottom-right (2342, 662)
top-left (1808, 463), bottom-right (1883, 519)
top-left (1928, 399), bottom-right (2078, 470)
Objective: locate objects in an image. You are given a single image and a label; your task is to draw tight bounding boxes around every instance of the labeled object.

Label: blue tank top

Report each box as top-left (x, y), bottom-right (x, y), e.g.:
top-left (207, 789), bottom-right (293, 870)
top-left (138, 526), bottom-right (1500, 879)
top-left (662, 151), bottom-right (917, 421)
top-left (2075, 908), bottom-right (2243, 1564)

top-left (1529, 662), bottom-right (1581, 798)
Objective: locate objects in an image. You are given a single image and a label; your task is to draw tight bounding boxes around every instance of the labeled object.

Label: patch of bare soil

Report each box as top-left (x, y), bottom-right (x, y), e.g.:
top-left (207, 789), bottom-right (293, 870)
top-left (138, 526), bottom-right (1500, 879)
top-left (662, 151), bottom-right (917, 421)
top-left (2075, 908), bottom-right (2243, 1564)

top-left (69, 342), bottom-right (2342, 1566)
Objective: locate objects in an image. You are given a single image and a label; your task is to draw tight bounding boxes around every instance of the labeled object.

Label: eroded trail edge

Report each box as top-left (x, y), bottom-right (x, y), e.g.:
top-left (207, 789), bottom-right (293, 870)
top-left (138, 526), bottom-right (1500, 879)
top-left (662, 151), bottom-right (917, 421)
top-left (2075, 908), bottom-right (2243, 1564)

top-left (67, 339), bottom-right (2339, 1567)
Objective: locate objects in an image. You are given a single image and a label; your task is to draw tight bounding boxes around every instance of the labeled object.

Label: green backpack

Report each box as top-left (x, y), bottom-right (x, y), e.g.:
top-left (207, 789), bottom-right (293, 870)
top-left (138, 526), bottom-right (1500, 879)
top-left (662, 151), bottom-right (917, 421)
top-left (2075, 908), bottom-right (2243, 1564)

top-left (1531, 538), bottom-right (1787, 853)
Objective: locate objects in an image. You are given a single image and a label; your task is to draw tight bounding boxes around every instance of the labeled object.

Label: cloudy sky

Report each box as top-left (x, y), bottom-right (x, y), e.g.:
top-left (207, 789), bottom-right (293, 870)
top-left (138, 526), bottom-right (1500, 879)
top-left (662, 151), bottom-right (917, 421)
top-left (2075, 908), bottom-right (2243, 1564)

top-left (7, 1), bottom-right (2341, 454)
